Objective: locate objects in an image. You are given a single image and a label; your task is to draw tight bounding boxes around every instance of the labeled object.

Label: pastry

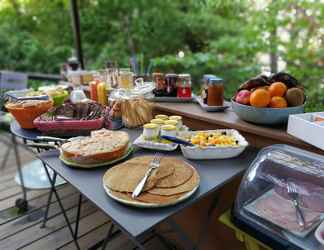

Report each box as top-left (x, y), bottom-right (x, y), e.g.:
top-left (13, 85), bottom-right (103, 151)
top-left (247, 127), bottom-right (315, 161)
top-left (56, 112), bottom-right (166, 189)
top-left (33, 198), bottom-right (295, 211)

top-left (61, 129), bottom-right (129, 164)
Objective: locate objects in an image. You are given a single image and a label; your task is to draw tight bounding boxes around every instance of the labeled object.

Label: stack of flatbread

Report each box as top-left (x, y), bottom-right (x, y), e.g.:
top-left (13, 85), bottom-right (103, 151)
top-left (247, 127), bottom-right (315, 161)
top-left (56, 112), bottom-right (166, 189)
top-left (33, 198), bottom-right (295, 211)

top-left (103, 156), bottom-right (200, 206)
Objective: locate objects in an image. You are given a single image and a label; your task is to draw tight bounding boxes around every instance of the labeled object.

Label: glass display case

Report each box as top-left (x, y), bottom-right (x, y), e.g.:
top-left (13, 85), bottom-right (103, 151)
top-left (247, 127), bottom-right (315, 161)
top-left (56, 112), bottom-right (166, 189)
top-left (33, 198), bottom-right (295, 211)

top-left (232, 144), bottom-right (324, 250)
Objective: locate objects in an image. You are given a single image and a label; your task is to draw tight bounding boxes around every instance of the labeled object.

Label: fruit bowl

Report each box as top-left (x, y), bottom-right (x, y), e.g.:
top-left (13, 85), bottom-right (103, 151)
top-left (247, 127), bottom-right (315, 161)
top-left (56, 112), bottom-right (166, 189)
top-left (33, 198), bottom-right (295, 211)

top-left (231, 99), bottom-right (305, 125)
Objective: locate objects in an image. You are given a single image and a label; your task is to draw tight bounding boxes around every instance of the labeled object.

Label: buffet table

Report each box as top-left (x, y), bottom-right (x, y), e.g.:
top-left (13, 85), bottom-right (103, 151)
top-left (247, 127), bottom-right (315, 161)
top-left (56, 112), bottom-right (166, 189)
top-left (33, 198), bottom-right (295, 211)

top-left (154, 102), bottom-right (322, 154)
top-left (38, 129), bottom-right (258, 250)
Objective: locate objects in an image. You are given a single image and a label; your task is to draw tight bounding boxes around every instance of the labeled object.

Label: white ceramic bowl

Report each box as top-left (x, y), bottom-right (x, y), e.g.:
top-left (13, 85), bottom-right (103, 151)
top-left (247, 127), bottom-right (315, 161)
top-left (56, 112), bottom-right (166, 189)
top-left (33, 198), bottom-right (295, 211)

top-left (179, 129), bottom-right (248, 160)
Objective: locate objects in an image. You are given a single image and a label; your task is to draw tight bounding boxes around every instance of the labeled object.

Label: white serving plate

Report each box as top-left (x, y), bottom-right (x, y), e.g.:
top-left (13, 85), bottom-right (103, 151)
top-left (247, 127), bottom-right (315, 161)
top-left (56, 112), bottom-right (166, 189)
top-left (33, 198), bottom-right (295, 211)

top-left (195, 96), bottom-right (230, 112)
top-left (133, 134), bottom-right (178, 151)
top-left (178, 129), bottom-right (248, 160)
top-left (103, 184), bottom-right (199, 208)
top-left (315, 220), bottom-right (324, 245)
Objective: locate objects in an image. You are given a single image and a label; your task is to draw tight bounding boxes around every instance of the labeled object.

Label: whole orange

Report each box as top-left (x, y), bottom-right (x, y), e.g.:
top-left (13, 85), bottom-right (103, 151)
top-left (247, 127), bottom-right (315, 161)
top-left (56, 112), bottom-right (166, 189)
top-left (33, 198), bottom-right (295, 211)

top-left (269, 96), bottom-right (288, 108)
top-left (269, 82), bottom-right (287, 97)
top-left (250, 89), bottom-right (271, 107)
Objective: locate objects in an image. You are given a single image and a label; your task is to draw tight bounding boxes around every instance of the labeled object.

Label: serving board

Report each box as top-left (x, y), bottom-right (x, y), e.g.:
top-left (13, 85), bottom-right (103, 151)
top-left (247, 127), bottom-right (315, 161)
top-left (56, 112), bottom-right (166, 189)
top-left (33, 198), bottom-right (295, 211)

top-left (59, 146), bottom-right (133, 169)
top-left (133, 134), bottom-right (178, 151)
top-left (146, 96), bottom-right (194, 103)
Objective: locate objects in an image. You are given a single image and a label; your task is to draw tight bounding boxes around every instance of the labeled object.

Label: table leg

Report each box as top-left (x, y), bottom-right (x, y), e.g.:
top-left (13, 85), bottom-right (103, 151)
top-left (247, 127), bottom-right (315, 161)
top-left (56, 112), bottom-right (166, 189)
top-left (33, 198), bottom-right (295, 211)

top-left (43, 165), bottom-right (81, 250)
top-left (194, 194), bottom-right (220, 250)
top-left (12, 134), bottom-right (28, 212)
top-left (40, 172), bottom-right (56, 228)
top-left (74, 194), bottom-right (82, 240)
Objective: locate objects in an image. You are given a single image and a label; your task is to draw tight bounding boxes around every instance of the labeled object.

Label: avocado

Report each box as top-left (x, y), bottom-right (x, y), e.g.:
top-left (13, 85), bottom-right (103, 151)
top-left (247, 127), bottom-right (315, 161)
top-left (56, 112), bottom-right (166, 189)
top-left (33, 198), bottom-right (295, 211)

top-left (285, 88), bottom-right (305, 106)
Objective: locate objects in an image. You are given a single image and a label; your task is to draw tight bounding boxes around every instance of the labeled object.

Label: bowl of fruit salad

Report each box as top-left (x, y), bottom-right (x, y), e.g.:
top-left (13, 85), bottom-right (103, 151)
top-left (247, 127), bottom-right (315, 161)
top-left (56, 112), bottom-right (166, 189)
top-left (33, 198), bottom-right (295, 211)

top-left (178, 129), bottom-right (248, 160)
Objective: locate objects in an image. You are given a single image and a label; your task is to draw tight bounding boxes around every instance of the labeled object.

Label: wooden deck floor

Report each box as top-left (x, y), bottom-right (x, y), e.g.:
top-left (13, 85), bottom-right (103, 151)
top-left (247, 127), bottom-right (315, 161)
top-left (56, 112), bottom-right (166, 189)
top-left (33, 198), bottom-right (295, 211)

top-left (0, 132), bottom-right (245, 250)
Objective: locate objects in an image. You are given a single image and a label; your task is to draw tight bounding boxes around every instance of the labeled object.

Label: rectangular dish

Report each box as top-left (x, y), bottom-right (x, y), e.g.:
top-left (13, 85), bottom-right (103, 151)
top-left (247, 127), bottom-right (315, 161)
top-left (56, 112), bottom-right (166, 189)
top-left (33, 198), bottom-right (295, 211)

top-left (178, 129), bottom-right (248, 160)
top-left (287, 112), bottom-right (324, 150)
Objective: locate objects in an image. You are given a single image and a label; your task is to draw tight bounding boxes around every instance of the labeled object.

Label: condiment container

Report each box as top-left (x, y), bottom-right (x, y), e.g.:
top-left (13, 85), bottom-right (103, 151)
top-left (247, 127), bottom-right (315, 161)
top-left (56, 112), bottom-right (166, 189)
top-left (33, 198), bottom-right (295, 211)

top-left (155, 114), bottom-right (169, 120)
top-left (169, 115), bottom-right (183, 128)
top-left (207, 77), bottom-right (224, 106)
top-left (152, 73), bottom-right (165, 91)
top-left (119, 69), bottom-right (134, 89)
top-left (70, 88), bottom-right (87, 104)
top-left (164, 119), bottom-right (180, 130)
top-left (177, 74), bottom-right (192, 98)
top-left (202, 74), bottom-right (216, 104)
top-left (165, 73), bottom-right (178, 97)
top-left (150, 118), bottom-right (165, 128)
top-left (89, 80), bottom-right (99, 101)
top-left (97, 82), bottom-right (108, 106)
top-left (143, 123), bottom-right (159, 140)
top-left (160, 125), bottom-right (177, 137)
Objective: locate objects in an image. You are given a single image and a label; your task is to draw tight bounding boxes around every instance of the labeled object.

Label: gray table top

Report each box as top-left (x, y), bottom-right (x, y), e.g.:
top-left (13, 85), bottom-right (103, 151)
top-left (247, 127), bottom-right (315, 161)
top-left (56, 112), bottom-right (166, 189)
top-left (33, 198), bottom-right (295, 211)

top-left (38, 129), bottom-right (258, 240)
top-left (10, 120), bottom-right (41, 141)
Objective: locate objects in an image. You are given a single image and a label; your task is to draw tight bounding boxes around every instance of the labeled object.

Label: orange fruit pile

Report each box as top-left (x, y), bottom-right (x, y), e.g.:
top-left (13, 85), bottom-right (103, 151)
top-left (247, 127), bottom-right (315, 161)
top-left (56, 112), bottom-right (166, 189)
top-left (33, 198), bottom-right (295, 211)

top-left (239, 82), bottom-right (290, 108)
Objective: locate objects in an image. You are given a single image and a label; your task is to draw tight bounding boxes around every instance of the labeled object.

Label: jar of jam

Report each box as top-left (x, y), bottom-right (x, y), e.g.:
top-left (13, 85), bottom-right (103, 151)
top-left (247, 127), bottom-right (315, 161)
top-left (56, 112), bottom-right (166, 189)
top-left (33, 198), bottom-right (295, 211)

top-left (202, 74), bottom-right (216, 104)
top-left (152, 72), bottom-right (165, 96)
top-left (177, 74), bottom-right (192, 98)
top-left (207, 77), bottom-right (224, 106)
top-left (165, 73), bottom-right (177, 97)
top-left (152, 73), bottom-right (165, 91)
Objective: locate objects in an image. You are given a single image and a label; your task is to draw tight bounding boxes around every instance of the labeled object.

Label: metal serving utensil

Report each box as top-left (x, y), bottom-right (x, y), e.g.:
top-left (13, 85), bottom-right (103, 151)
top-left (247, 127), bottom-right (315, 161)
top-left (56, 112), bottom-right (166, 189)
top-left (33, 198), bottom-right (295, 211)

top-left (287, 181), bottom-right (306, 228)
top-left (132, 153), bottom-right (163, 198)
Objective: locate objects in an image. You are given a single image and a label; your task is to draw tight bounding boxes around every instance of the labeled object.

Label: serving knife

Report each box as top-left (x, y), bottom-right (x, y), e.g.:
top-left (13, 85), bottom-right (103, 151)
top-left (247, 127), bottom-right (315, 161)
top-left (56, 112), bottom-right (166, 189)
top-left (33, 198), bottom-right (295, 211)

top-left (132, 153), bottom-right (162, 198)
top-left (160, 135), bottom-right (194, 146)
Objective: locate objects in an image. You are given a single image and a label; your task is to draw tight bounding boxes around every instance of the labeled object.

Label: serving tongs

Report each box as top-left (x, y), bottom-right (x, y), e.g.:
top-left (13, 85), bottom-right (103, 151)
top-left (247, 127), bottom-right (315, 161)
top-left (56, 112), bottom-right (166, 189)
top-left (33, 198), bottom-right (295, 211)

top-left (36, 136), bottom-right (70, 143)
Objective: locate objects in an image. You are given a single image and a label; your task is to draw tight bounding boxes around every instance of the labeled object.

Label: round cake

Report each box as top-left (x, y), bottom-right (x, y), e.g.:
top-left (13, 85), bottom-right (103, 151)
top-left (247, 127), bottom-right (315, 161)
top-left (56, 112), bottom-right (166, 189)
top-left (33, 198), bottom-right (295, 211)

top-left (61, 129), bottom-right (129, 164)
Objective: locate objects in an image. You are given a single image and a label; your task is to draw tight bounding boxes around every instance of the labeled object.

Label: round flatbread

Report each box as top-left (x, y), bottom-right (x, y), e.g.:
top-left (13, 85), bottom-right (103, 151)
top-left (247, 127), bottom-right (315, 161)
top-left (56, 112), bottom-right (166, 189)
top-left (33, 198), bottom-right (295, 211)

top-left (110, 191), bottom-right (183, 205)
top-left (103, 156), bottom-right (174, 192)
top-left (155, 159), bottom-right (193, 188)
top-left (148, 167), bottom-right (199, 196)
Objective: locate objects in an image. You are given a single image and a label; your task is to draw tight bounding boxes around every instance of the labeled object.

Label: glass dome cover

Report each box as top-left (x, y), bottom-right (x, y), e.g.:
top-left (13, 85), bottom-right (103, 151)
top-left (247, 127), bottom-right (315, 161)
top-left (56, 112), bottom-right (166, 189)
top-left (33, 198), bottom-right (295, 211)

top-left (233, 144), bottom-right (324, 250)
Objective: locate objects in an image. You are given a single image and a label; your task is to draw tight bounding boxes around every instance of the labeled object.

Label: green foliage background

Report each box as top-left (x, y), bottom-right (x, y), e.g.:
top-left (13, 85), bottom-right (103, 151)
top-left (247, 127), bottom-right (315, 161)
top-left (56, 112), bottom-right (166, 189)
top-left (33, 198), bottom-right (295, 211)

top-left (0, 0), bottom-right (323, 111)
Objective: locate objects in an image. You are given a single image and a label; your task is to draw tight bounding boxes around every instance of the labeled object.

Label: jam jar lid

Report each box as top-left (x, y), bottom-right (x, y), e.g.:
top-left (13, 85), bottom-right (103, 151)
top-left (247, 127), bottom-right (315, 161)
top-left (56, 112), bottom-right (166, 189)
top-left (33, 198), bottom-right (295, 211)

top-left (208, 77), bottom-right (223, 85)
top-left (178, 73), bottom-right (191, 79)
top-left (165, 73), bottom-right (177, 77)
top-left (203, 74), bottom-right (216, 81)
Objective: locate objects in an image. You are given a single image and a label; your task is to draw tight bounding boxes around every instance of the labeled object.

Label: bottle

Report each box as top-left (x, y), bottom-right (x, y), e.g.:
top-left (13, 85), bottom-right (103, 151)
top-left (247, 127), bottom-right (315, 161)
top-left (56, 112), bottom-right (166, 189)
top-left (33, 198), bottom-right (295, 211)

top-left (89, 80), bottom-right (99, 101)
top-left (97, 82), bottom-right (108, 106)
top-left (207, 77), bottom-right (224, 106)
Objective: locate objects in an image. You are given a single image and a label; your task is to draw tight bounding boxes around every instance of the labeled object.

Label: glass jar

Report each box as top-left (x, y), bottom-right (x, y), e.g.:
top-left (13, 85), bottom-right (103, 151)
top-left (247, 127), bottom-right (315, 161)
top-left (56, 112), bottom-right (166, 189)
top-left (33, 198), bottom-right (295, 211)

top-left (202, 74), bottom-right (216, 104)
top-left (165, 73), bottom-right (178, 97)
top-left (207, 77), bottom-right (224, 106)
top-left (152, 72), bottom-right (165, 91)
top-left (177, 74), bottom-right (192, 98)
top-left (119, 68), bottom-right (134, 89)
